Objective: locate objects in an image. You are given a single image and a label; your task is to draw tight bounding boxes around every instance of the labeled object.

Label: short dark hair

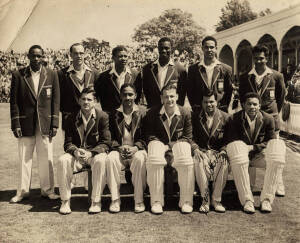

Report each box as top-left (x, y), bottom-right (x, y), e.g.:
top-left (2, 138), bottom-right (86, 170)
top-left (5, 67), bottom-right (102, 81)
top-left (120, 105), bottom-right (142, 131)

top-left (241, 92), bottom-right (261, 104)
top-left (202, 89), bottom-right (217, 101)
top-left (252, 44), bottom-right (269, 57)
top-left (112, 45), bottom-right (127, 57)
top-left (80, 87), bottom-right (96, 98)
top-left (28, 45), bottom-right (44, 55)
top-left (120, 83), bottom-right (136, 94)
top-left (202, 36), bottom-right (217, 47)
top-left (161, 83), bottom-right (177, 95)
top-left (158, 37), bottom-right (173, 48)
top-left (70, 43), bottom-right (84, 53)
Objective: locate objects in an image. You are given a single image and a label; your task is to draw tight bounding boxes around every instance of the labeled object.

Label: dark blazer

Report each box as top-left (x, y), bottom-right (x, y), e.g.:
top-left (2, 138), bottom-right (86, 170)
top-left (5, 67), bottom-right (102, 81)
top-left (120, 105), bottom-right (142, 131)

top-left (57, 66), bottom-right (98, 130)
top-left (224, 110), bottom-right (276, 155)
top-left (191, 108), bottom-right (229, 152)
top-left (10, 66), bottom-right (60, 136)
top-left (187, 61), bottom-right (233, 112)
top-left (135, 61), bottom-right (187, 108)
top-left (109, 105), bottom-right (147, 151)
top-left (94, 68), bottom-right (138, 114)
top-left (239, 69), bottom-right (285, 130)
top-left (64, 108), bottom-right (111, 156)
top-left (143, 105), bottom-right (192, 147)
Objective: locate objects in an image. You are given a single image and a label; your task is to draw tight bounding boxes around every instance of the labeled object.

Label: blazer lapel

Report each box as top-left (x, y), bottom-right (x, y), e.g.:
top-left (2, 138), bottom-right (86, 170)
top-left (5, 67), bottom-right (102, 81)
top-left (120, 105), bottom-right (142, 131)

top-left (69, 72), bottom-right (82, 92)
top-left (198, 65), bottom-right (209, 89)
top-left (84, 116), bottom-right (96, 141)
top-left (199, 110), bottom-right (210, 137)
top-left (211, 65), bottom-right (221, 89)
top-left (115, 111), bottom-right (124, 137)
top-left (124, 72), bottom-right (132, 84)
top-left (248, 74), bottom-right (258, 93)
top-left (210, 110), bottom-right (221, 137)
top-left (75, 113), bottom-right (84, 146)
top-left (164, 65), bottom-right (175, 87)
top-left (252, 112), bottom-right (263, 143)
top-left (110, 72), bottom-right (120, 94)
top-left (150, 63), bottom-right (161, 90)
top-left (84, 70), bottom-right (92, 88)
top-left (170, 114), bottom-right (180, 139)
top-left (37, 67), bottom-right (47, 98)
top-left (259, 74), bottom-right (272, 96)
top-left (131, 110), bottom-right (141, 137)
top-left (159, 113), bottom-right (171, 141)
top-left (23, 67), bottom-right (37, 100)
top-left (242, 112), bottom-right (252, 144)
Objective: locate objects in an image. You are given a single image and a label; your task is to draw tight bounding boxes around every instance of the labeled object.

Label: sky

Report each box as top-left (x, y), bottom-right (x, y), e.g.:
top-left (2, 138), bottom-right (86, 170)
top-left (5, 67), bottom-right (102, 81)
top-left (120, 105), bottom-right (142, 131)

top-left (1, 0), bottom-right (299, 51)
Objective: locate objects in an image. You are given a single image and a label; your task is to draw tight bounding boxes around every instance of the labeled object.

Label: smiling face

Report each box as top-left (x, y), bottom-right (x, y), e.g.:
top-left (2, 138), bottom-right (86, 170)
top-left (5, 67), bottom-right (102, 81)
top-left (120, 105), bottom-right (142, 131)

top-left (113, 50), bottom-right (128, 69)
top-left (202, 95), bottom-right (217, 115)
top-left (253, 51), bottom-right (268, 71)
top-left (202, 40), bottom-right (217, 61)
top-left (79, 92), bottom-right (96, 113)
top-left (70, 44), bottom-right (85, 67)
top-left (161, 88), bottom-right (178, 110)
top-left (244, 97), bottom-right (261, 119)
top-left (121, 86), bottom-right (136, 109)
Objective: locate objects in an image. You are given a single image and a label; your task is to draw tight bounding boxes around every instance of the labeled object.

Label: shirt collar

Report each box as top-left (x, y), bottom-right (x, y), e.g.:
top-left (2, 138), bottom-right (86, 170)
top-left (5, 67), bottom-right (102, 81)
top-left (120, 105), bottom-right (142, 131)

top-left (249, 66), bottom-right (273, 76)
top-left (116, 104), bottom-right (139, 114)
top-left (30, 66), bottom-right (42, 74)
top-left (79, 108), bottom-right (96, 120)
top-left (154, 59), bottom-right (174, 67)
top-left (109, 63), bottom-right (131, 76)
top-left (245, 112), bottom-right (257, 124)
top-left (160, 105), bottom-right (181, 116)
top-left (67, 64), bottom-right (92, 73)
top-left (199, 59), bottom-right (220, 68)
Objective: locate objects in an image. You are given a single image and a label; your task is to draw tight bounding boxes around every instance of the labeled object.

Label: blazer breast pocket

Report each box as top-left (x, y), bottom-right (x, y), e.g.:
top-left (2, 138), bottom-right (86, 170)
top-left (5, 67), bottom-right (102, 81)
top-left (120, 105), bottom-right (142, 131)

top-left (43, 86), bottom-right (52, 98)
top-left (266, 87), bottom-right (275, 101)
top-left (175, 128), bottom-right (183, 138)
top-left (216, 79), bottom-right (224, 92)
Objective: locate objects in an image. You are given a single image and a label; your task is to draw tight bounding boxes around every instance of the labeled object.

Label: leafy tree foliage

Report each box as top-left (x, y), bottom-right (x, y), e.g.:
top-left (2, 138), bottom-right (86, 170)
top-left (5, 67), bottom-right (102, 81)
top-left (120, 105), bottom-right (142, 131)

top-left (132, 9), bottom-right (206, 53)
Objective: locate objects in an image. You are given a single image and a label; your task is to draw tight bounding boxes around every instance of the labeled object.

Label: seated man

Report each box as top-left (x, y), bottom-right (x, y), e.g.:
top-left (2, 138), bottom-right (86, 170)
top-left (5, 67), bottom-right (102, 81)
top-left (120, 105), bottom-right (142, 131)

top-left (57, 88), bottom-right (111, 214)
top-left (225, 92), bottom-right (286, 213)
top-left (106, 83), bottom-right (147, 213)
top-left (144, 84), bottom-right (194, 214)
top-left (191, 90), bottom-right (229, 213)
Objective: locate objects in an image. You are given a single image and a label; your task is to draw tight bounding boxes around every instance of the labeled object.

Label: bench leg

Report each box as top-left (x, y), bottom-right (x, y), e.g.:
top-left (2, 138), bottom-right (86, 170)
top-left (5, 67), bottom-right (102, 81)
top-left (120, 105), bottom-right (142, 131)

top-left (88, 170), bottom-right (92, 204)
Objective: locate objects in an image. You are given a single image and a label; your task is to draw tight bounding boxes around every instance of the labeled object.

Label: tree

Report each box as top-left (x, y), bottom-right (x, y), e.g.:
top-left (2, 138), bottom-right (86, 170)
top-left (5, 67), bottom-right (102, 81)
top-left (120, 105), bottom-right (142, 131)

top-left (215, 0), bottom-right (257, 32)
top-left (82, 38), bottom-right (110, 52)
top-left (132, 9), bottom-right (206, 53)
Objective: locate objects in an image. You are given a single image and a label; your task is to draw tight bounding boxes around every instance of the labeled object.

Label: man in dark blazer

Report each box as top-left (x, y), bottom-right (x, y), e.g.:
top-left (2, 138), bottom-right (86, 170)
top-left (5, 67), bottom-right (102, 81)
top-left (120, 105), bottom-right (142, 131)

top-left (187, 36), bottom-right (233, 113)
top-left (95, 45), bottom-right (138, 114)
top-left (224, 92), bottom-right (285, 213)
top-left (144, 84), bottom-right (194, 214)
top-left (106, 83), bottom-right (147, 213)
top-left (239, 44), bottom-right (286, 196)
top-left (191, 90), bottom-right (229, 213)
top-left (135, 37), bottom-right (187, 108)
top-left (10, 45), bottom-right (60, 203)
top-left (58, 43), bottom-right (98, 131)
top-left (57, 88), bottom-right (111, 214)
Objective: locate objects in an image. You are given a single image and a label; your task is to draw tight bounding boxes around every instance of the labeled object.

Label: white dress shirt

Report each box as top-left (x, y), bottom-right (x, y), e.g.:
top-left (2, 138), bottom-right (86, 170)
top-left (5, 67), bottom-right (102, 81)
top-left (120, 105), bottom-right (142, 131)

top-left (67, 64), bottom-right (92, 92)
top-left (249, 66), bottom-right (273, 87)
top-left (30, 67), bottom-right (41, 95)
top-left (109, 63), bottom-right (131, 90)
top-left (245, 113), bottom-right (257, 137)
top-left (199, 59), bottom-right (220, 89)
top-left (155, 59), bottom-right (174, 90)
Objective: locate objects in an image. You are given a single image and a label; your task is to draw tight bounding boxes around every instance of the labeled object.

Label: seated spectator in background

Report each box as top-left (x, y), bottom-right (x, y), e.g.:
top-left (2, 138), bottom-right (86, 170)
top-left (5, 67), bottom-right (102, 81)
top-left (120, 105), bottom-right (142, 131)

top-left (286, 64), bottom-right (300, 104)
top-left (144, 84), bottom-right (194, 214)
top-left (283, 64), bottom-right (295, 87)
top-left (57, 88), bottom-right (111, 214)
top-left (106, 83), bottom-right (147, 213)
top-left (192, 90), bottom-right (229, 213)
top-left (225, 92), bottom-right (286, 214)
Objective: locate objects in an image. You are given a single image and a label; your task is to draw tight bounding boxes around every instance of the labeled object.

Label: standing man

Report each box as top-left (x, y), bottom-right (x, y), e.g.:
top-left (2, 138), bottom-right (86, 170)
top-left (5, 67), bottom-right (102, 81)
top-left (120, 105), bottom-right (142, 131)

top-left (187, 36), bottom-right (233, 113)
top-left (94, 45), bottom-right (138, 114)
top-left (135, 37), bottom-right (187, 108)
top-left (57, 88), bottom-right (110, 214)
top-left (106, 83), bottom-right (147, 213)
top-left (144, 84), bottom-right (194, 214)
top-left (239, 45), bottom-right (286, 196)
top-left (58, 43), bottom-right (98, 131)
top-left (10, 45), bottom-right (60, 203)
top-left (225, 92), bottom-right (286, 213)
top-left (191, 90), bottom-right (229, 213)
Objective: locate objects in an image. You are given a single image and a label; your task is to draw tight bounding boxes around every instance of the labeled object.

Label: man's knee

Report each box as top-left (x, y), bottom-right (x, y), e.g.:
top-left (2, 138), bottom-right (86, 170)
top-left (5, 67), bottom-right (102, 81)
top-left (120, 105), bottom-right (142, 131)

top-left (93, 153), bottom-right (107, 167)
top-left (133, 150), bottom-right (147, 165)
top-left (58, 153), bottom-right (73, 168)
top-left (226, 141), bottom-right (249, 166)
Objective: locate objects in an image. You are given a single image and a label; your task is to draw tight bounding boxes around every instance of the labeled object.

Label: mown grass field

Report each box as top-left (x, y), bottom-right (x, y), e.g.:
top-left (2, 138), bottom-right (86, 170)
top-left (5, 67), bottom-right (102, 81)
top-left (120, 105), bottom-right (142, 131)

top-left (0, 103), bottom-right (299, 243)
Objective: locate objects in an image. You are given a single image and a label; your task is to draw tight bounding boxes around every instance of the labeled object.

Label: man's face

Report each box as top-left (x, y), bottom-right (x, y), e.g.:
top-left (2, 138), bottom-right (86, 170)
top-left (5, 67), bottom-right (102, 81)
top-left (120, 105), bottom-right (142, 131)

top-left (202, 95), bottom-right (217, 114)
top-left (202, 40), bottom-right (217, 60)
top-left (113, 50), bottom-right (128, 68)
top-left (244, 97), bottom-right (260, 119)
top-left (79, 92), bottom-right (96, 113)
top-left (158, 41), bottom-right (171, 61)
top-left (28, 48), bottom-right (43, 70)
top-left (70, 45), bottom-right (85, 66)
top-left (161, 88), bottom-right (178, 109)
top-left (253, 51), bottom-right (268, 70)
top-left (121, 86), bottom-right (136, 108)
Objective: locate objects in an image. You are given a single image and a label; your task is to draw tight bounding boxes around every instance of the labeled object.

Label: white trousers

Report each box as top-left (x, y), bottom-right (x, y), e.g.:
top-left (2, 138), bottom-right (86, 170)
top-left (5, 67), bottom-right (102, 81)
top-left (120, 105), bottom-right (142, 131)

top-left (146, 141), bottom-right (194, 207)
top-left (16, 126), bottom-right (54, 196)
top-left (106, 150), bottom-right (147, 203)
top-left (57, 153), bottom-right (107, 202)
top-left (194, 150), bottom-right (228, 203)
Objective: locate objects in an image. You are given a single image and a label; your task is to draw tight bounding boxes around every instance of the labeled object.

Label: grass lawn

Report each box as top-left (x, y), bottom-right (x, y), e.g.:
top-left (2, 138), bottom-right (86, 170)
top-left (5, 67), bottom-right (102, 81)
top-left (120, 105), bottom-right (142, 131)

top-left (0, 103), bottom-right (299, 243)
